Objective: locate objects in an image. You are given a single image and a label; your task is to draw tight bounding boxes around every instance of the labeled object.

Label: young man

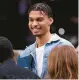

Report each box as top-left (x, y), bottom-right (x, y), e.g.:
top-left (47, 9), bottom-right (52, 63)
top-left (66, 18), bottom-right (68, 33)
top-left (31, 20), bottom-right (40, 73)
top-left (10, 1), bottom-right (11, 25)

top-left (17, 3), bottom-right (74, 78)
top-left (0, 37), bottom-right (40, 79)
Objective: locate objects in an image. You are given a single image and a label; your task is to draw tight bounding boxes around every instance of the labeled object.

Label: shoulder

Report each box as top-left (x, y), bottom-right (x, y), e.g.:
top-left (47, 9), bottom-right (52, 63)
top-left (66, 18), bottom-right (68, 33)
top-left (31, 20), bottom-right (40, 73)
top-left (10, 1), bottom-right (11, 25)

top-left (20, 42), bottom-right (36, 58)
top-left (17, 43), bottom-right (35, 67)
top-left (0, 66), bottom-right (40, 79)
top-left (59, 37), bottom-right (74, 47)
top-left (51, 33), bottom-right (74, 47)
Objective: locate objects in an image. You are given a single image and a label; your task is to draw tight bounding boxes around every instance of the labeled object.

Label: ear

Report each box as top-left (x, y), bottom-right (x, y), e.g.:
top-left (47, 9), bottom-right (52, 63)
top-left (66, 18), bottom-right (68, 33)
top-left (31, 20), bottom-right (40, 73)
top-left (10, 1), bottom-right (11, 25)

top-left (49, 17), bottom-right (54, 25)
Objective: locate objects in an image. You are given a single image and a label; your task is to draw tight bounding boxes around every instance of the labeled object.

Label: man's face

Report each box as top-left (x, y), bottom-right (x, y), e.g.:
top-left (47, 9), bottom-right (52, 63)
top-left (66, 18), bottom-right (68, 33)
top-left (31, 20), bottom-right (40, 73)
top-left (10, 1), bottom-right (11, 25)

top-left (28, 11), bottom-right (53, 36)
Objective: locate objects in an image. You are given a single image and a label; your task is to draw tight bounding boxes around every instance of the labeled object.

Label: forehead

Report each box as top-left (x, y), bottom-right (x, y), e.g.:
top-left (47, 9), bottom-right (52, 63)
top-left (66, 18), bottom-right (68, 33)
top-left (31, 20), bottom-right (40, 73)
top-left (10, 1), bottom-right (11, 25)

top-left (29, 11), bottom-right (48, 18)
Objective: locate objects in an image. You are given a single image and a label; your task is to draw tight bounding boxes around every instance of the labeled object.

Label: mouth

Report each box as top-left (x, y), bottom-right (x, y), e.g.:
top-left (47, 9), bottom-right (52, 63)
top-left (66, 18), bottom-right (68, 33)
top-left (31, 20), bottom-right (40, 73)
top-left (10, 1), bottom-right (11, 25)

top-left (32, 28), bottom-right (40, 32)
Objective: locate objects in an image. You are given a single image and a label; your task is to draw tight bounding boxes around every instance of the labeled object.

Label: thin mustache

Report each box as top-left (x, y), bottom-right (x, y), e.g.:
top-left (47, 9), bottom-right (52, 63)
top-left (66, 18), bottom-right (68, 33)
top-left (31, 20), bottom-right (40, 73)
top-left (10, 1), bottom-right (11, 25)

top-left (31, 27), bottom-right (41, 29)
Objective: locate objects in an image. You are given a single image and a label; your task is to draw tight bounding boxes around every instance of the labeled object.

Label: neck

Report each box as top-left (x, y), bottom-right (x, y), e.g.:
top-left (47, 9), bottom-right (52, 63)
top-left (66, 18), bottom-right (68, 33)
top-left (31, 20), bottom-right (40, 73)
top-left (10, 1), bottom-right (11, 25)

top-left (36, 32), bottom-right (51, 47)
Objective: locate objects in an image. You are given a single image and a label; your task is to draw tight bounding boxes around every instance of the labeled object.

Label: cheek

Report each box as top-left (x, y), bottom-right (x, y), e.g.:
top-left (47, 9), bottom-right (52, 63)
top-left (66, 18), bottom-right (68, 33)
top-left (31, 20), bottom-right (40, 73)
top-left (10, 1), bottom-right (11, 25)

top-left (28, 22), bottom-right (31, 29)
top-left (40, 22), bottom-right (49, 30)
top-left (40, 21), bottom-right (48, 26)
top-left (44, 20), bottom-right (49, 26)
top-left (47, 21), bottom-right (50, 26)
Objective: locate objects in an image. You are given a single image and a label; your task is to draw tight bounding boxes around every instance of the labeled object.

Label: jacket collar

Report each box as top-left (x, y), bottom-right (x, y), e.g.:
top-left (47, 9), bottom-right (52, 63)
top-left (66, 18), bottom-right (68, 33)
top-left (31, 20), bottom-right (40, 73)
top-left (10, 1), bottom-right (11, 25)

top-left (20, 33), bottom-right (60, 58)
top-left (47, 33), bottom-right (60, 43)
top-left (31, 33), bottom-right (60, 49)
top-left (30, 33), bottom-right (60, 55)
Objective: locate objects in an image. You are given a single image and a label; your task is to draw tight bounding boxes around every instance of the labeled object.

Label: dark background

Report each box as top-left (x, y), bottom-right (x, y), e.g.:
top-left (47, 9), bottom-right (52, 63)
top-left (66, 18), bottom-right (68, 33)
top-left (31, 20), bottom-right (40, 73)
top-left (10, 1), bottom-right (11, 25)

top-left (0, 0), bottom-right (78, 49)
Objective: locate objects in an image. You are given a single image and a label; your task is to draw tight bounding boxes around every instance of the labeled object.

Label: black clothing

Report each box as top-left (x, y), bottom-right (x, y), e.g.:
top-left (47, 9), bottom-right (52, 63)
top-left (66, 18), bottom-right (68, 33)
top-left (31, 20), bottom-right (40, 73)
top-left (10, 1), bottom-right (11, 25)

top-left (0, 59), bottom-right (40, 79)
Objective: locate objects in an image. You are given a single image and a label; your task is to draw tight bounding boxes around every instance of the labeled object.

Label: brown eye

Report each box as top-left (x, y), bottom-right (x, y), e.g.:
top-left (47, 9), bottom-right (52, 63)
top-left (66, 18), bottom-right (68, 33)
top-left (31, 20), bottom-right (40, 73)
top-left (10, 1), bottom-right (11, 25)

top-left (37, 18), bottom-right (44, 22)
top-left (29, 18), bottom-right (33, 22)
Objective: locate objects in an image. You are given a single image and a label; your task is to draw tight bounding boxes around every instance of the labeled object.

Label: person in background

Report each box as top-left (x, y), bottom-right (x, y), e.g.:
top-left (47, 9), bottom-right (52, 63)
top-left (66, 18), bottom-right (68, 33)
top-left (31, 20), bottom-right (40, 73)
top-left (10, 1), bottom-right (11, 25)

top-left (47, 45), bottom-right (78, 79)
top-left (13, 50), bottom-right (20, 64)
top-left (76, 45), bottom-right (79, 54)
top-left (17, 3), bottom-right (74, 78)
top-left (0, 36), bottom-right (40, 79)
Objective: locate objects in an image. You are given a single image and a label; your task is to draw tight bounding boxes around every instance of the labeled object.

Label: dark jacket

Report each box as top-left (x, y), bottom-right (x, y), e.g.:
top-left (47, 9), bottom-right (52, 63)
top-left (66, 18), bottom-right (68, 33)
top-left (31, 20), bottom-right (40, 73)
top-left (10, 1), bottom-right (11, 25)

top-left (0, 59), bottom-right (40, 79)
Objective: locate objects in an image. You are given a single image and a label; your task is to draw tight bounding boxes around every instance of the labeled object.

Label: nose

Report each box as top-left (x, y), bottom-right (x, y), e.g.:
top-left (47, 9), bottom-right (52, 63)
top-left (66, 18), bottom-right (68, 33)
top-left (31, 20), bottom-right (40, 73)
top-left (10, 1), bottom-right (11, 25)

top-left (32, 21), bottom-right (38, 27)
